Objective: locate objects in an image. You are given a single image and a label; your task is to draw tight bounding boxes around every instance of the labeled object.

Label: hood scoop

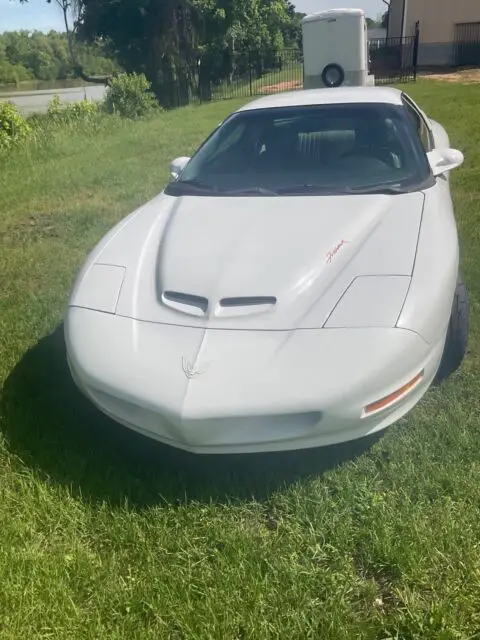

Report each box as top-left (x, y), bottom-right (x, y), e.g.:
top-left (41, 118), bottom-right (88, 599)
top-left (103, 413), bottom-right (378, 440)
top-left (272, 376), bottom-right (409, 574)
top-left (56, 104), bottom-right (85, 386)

top-left (219, 296), bottom-right (276, 307)
top-left (162, 291), bottom-right (208, 316)
top-left (161, 291), bottom-right (277, 319)
top-left (216, 296), bottom-right (277, 318)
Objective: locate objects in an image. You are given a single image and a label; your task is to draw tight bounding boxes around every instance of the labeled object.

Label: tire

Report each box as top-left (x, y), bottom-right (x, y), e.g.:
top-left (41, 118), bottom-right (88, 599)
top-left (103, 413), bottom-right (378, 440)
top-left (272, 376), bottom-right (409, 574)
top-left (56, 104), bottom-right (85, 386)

top-left (434, 275), bottom-right (469, 384)
top-left (321, 63), bottom-right (345, 88)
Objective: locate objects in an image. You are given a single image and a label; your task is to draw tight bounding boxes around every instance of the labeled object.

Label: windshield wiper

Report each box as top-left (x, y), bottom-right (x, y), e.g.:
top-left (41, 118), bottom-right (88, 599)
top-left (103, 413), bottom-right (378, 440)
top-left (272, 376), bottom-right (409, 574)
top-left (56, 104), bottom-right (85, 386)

top-left (220, 186), bottom-right (279, 196)
top-left (275, 183), bottom-right (412, 195)
top-left (343, 184), bottom-right (411, 195)
top-left (275, 184), bottom-right (338, 195)
top-left (166, 178), bottom-right (218, 194)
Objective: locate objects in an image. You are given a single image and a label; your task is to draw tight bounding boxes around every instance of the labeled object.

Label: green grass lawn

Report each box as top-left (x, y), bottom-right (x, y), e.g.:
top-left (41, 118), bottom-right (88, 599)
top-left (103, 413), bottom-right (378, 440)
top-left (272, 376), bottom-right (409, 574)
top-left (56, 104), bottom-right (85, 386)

top-left (0, 81), bottom-right (479, 639)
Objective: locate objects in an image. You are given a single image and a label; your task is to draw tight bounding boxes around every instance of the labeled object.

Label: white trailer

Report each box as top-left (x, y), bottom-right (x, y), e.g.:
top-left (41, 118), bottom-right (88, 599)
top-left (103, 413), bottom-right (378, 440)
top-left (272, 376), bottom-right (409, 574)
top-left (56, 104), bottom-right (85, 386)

top-left (301, 8), bottom-right (375, 89)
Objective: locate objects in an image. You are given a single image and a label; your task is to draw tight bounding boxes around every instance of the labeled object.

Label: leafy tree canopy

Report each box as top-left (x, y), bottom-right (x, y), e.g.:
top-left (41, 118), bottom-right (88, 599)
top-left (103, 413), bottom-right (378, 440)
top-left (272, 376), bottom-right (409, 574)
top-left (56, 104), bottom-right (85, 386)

top-left (0, 28), bottom-right (119, 86)
top-left (16, 0), bottom-right (302, 105)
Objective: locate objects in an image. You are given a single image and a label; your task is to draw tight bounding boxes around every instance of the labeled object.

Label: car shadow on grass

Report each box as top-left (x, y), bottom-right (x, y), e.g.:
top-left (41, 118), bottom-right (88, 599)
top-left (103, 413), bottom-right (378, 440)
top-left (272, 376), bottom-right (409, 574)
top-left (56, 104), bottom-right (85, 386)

top-left (1, 324), bottom-right (383, 508)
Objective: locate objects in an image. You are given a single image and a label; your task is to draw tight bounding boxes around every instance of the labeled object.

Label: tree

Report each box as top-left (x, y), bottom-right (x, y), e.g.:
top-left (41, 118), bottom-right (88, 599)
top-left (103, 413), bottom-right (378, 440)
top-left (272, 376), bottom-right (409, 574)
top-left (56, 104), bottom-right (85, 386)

top-left (74, 0), bottom-right (203, 104)
top-left (17, 0), bottom-right (302, 106)
top-left (0, 29), bottom-right (119, 86)
top-left (16, 0), bottom-right (113, 84)
top-left (366, 16), bottom-right (385, 29)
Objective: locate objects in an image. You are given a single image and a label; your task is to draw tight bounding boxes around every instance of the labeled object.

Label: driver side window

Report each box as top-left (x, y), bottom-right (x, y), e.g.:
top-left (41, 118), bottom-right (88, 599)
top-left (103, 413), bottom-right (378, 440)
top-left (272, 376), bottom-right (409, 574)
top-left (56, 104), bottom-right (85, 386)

top-left (402, 95), bottom-right (432, 152)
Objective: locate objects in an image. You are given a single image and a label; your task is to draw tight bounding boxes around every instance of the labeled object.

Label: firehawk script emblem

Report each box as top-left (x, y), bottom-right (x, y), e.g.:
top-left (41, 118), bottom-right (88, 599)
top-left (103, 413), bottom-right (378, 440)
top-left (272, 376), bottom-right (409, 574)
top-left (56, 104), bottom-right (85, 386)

top-left (181, 357), bottom-right (209, 379)
top-left (326, 239), bottom-right (349, 264)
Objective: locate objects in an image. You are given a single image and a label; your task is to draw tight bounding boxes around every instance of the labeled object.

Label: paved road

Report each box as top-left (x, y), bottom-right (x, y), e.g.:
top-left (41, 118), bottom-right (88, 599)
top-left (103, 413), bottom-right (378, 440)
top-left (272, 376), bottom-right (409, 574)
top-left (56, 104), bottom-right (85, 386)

top-left (0, 85), bottom-right (107, 115)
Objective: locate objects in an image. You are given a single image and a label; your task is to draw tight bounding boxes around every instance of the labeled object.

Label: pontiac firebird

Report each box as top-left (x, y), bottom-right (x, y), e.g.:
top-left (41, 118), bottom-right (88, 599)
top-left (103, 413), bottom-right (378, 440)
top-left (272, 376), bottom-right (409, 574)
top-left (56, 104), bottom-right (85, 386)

top-left (64, 86), bottom-right (469, 454)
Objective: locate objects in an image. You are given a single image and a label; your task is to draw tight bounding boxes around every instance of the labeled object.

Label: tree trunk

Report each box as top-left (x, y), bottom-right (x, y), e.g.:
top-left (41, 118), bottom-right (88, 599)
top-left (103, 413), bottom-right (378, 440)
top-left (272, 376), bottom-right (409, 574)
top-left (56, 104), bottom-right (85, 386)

top-left (59, 0), bottom-right (112, 85)
top-left (143, 1), bottom-right (199, 108)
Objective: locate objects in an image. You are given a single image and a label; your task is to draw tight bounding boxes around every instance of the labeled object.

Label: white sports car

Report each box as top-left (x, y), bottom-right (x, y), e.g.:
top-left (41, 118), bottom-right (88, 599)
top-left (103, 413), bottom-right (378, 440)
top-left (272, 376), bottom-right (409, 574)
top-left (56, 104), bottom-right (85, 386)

top-left (65, 86), bottom-right (469, 454)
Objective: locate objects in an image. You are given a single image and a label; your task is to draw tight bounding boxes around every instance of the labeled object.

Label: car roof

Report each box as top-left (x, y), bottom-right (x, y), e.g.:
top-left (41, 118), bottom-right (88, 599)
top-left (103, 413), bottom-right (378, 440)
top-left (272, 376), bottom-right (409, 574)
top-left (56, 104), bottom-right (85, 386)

top-left (235, 86), bottom-right (405, 112)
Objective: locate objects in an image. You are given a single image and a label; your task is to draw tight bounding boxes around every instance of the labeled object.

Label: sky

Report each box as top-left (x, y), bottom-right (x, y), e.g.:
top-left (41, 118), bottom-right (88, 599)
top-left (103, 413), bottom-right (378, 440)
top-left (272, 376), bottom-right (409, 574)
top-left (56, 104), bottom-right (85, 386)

top-left (0, 0), bottom-right (386, 33)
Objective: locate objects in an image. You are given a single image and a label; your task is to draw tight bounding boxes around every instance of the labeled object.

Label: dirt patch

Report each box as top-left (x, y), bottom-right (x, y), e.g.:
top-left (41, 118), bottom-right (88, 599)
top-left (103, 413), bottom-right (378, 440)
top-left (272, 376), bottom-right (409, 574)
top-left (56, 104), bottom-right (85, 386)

top-left (421, 68), bottom-right (480, 83)
top-left (258, 79), bottom-right (303, 93)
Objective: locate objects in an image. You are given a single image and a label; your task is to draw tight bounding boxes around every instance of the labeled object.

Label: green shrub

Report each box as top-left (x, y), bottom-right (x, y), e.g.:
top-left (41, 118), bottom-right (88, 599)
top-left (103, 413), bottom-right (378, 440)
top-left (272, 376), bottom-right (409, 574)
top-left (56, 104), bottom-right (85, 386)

top-left (46, 94), bottom-right (100, 124)
top-left (0, 101), bottom-right (33, 150)
top-left (103, 72), bottom-right (160, 119)
top-left (0, 60), bottom-right (34, 86)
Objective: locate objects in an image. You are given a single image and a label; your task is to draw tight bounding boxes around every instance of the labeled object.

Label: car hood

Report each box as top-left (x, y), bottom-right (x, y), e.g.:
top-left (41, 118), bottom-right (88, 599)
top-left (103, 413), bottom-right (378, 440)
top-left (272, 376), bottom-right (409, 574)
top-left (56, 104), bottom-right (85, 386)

top-left (71, 190), bottom-right (425, 330)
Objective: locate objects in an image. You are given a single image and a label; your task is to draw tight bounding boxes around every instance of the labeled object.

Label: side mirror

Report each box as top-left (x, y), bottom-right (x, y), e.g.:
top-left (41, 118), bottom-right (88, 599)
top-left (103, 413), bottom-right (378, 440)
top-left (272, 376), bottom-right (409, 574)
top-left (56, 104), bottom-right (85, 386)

top-left (170, 156), bottom-right (190, 180)
top-left (427, 148), bottom-right (464, 177)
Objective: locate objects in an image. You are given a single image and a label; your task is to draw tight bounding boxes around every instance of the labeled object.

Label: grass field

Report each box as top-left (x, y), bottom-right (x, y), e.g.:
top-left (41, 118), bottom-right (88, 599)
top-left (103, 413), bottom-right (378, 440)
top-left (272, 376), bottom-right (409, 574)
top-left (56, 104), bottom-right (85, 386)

top-left (0, 81), bottom-right (479, 639)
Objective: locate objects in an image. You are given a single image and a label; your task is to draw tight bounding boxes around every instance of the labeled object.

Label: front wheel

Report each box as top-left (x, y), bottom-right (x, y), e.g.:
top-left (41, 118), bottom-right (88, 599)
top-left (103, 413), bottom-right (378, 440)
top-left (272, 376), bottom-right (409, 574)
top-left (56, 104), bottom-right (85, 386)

top-left (434, 275), bottom-right (469, 384)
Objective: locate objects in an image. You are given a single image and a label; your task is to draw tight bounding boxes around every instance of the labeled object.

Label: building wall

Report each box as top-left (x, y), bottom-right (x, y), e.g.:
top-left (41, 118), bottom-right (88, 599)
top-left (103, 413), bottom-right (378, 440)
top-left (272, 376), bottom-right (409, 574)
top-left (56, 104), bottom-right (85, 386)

top-left (388, 0), bottom-right (480, 41)
top-left (388, 0), bottom-right (480, 65)
top-left (387, 0), bottom-right (405, 40)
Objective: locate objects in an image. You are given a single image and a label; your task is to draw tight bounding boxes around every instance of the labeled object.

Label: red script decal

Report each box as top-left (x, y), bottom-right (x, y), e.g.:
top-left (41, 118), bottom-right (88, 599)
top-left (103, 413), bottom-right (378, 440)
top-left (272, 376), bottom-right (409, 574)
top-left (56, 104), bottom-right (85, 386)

top-left (326, 240), bottom-right (349, 264)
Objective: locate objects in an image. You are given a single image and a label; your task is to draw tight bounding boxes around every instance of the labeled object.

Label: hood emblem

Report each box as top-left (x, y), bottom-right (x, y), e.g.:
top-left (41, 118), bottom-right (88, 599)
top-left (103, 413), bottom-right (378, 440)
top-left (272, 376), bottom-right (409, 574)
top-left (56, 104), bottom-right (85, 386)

top-left (182, 357), bottom-right (209, 379)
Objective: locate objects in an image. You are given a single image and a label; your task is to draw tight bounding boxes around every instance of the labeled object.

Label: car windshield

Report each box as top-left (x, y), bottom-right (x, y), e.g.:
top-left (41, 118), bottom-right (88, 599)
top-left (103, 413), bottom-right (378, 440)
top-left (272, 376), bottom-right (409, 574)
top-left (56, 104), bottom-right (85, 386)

top-left (165, 102), bottom-right (433, 197)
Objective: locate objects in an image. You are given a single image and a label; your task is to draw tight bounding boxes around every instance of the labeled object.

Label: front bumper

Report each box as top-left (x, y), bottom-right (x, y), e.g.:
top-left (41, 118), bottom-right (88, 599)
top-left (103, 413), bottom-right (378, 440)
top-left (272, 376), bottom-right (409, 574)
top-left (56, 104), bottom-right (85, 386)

top-left (65, 307), bottom-right (445, 453)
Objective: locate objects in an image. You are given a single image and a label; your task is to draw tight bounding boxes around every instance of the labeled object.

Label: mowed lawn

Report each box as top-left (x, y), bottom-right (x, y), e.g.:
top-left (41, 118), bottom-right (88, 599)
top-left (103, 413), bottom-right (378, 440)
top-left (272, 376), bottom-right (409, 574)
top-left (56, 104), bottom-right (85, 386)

top-left (0, 81), bottom-right (479, 639)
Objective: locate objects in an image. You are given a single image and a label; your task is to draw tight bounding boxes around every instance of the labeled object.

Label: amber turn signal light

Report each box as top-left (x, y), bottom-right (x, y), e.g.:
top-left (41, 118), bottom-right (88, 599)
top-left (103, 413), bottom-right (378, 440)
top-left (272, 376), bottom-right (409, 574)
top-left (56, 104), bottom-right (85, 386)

top-left (364, 370), bottom-right (425, 416)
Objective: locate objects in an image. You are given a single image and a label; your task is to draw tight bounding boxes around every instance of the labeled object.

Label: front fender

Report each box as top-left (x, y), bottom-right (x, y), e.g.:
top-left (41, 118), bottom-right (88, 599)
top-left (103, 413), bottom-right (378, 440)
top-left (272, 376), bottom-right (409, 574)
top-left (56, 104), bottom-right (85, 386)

top-left (396, 183), bottom-right (459, 344)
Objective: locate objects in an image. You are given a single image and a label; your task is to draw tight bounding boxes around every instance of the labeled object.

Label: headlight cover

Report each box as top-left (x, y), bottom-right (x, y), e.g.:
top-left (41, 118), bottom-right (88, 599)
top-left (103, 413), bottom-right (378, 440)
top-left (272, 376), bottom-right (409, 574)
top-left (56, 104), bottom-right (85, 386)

top-left (325, 275), bottom-right (411, 328)
top-left (69, 263), bottom-right (126, 314)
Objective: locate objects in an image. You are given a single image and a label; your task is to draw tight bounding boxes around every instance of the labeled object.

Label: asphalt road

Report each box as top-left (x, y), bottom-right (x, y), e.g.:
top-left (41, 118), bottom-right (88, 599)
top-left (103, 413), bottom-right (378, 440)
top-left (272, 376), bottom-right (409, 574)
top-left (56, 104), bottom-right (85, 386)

top-left (0, 85), bottom-right (107, 115)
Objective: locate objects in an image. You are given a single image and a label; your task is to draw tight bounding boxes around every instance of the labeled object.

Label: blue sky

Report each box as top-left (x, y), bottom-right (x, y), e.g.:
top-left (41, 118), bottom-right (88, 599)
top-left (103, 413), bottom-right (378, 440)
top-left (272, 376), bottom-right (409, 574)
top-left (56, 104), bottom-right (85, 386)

top-left (1, 0), bottom-right (386, 33)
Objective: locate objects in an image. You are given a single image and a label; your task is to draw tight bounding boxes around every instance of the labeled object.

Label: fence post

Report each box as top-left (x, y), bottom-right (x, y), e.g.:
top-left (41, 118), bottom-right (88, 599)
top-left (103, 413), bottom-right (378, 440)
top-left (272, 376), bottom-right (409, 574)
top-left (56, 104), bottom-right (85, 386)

top-left (248, 50), bottom-right (253, 96)
top-left (413, 21), bottom-right (420, 80)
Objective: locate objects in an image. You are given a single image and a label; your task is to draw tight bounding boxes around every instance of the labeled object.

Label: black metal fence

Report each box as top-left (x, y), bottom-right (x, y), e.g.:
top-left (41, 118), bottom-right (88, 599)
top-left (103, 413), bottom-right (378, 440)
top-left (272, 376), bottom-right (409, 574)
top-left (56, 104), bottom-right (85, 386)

top-left (163, 35), bottom-right (424, 108)
top-left (368, 34), bottom-right (419, 84)
top-left (163, 39), bottom-right (421, 108)
top-left (390, 22), bottom-right (480, 73)
top-left (161, 48), bottom-right (304, 108)
top-left (156, 24), bottom-right (480, 109)
top-left (201, 48), bottom-right (304, 102)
